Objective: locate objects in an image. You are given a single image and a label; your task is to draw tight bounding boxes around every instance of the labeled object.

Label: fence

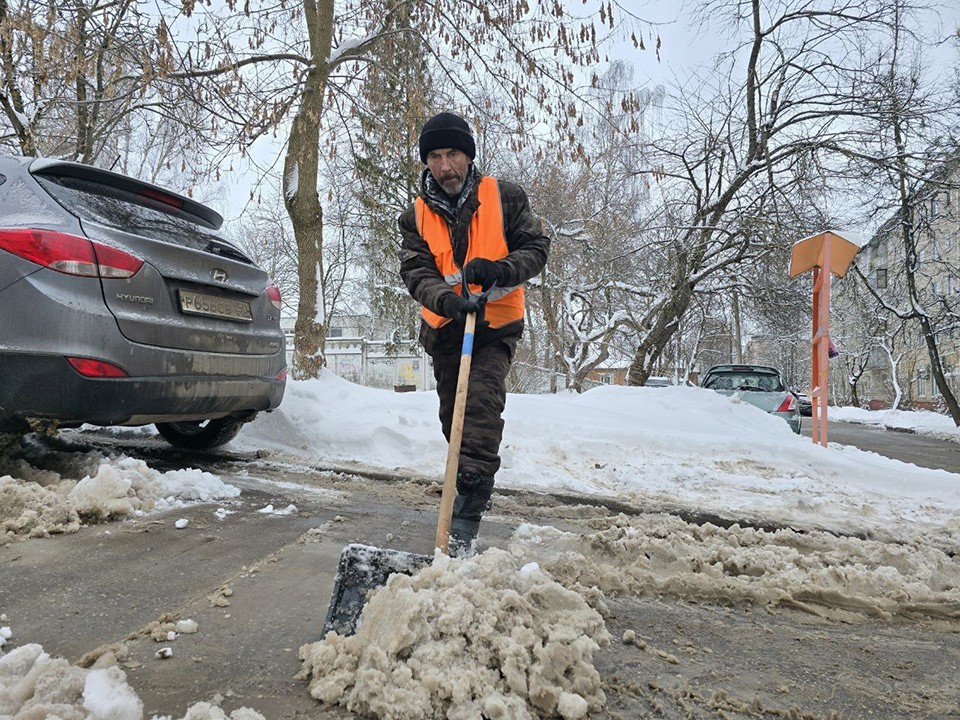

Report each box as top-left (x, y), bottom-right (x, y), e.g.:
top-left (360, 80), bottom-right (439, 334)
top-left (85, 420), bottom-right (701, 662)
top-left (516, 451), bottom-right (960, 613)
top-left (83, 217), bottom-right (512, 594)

top-left (284, 331), bottom-right (434, 391)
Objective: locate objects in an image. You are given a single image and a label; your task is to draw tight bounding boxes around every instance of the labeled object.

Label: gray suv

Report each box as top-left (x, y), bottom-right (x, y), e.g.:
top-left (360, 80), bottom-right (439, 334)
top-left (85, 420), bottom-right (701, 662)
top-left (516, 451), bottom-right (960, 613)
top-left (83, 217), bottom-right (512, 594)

top-left (0, 156), bottom-right (286, 449)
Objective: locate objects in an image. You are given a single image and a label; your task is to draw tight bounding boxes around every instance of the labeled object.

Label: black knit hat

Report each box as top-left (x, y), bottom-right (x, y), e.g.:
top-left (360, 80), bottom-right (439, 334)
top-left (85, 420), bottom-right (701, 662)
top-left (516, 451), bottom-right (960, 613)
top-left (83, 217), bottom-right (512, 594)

top-left (418, 112), bottom-right (476, 164)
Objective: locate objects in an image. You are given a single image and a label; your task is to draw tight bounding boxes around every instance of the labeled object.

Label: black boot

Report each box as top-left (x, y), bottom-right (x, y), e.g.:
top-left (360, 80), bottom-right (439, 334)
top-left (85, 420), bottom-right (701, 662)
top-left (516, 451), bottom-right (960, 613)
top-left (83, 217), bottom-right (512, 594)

top-left (448, 473), bottom-right (494, 558)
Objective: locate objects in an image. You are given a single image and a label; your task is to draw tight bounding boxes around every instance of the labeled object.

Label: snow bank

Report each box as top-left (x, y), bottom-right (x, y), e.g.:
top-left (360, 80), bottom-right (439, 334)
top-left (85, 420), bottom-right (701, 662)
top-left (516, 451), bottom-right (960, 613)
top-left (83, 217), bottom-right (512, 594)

top-left (510, 514), bottom-right (960, 624)
top-left (1, 446), bottom-right (239, 542)
top-left (239, 376), bottom-right (960, 541)
top-left (298, 548), bottom-right (609, 720)
top-left (831, 405), bottom-right (960, 440)
top-left (240, 370), bottom-right (443, 473)
top-left (0, 643), bottom-right (264, 720)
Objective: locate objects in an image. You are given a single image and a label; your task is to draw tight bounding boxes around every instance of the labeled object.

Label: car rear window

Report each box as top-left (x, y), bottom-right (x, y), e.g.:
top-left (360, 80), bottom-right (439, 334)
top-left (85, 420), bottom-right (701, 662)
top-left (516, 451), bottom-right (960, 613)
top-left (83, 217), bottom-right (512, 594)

top-left (704, 371), bottom-right (784, 392)
top-left (33, 174), bottom-right (249, 262)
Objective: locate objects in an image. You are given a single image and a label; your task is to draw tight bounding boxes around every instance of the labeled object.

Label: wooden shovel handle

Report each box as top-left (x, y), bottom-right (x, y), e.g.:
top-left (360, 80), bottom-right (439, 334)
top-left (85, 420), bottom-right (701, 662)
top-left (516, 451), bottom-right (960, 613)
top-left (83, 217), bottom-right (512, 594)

top-left (435, 311), bottom-right (476, 552)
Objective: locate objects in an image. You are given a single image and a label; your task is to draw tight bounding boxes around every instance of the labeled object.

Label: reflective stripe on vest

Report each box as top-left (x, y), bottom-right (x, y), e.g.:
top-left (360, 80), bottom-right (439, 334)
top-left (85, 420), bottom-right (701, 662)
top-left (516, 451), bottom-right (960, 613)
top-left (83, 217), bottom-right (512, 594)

top-left (415, 176), bottom-right (525, 329)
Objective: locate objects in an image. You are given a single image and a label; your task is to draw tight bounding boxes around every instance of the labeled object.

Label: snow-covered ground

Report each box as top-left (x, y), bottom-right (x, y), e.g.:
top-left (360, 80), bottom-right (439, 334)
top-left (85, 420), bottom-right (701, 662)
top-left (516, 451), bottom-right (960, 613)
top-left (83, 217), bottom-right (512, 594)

top-left (3, 371), bottom-right (960, 718)
top-left (236, 371), bottom-right (960, 542)
top-left (831, 404), bottom-right (960, 440)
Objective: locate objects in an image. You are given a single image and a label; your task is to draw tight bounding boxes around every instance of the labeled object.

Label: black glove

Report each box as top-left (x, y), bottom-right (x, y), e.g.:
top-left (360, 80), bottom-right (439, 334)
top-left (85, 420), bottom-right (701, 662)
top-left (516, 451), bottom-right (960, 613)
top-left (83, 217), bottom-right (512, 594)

top-left (463, 258), bottom-right (505, 291)
top-left (443, 293), bottom-right (483, 325)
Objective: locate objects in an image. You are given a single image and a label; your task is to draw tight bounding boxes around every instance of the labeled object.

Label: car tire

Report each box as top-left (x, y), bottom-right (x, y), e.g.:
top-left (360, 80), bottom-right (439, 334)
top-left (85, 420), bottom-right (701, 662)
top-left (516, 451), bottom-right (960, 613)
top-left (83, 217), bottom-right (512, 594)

top-left (155, 417), bottom-right (247, 450)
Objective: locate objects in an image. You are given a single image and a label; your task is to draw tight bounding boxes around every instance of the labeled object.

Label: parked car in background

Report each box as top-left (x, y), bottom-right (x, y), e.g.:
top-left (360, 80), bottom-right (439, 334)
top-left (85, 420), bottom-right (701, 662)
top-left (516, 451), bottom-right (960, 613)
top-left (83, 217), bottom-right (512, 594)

top-left (793, 390), bottom-right (813, 417)
top-left (0, 156), bottom-right (286, 449)
top-left (700, 364), bottom-right (801, 433)
top-left (643, 376), bottom-right (673, 387)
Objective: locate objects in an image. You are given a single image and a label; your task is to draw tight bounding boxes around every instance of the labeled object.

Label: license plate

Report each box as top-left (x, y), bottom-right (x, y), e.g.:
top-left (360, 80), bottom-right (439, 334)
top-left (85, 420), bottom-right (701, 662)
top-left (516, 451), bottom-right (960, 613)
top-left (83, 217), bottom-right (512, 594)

top-left (177, 290), bottom-right (252, 322)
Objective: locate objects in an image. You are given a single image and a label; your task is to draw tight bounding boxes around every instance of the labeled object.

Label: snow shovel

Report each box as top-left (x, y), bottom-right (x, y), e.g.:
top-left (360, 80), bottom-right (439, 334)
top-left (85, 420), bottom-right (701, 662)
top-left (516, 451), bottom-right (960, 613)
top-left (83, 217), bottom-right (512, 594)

top-left (321, 286), bottom-right (488, 637)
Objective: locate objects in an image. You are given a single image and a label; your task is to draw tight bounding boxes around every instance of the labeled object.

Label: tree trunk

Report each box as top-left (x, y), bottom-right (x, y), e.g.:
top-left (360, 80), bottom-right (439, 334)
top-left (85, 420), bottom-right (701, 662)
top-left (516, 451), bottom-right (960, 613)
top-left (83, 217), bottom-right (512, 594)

top-left (285, 0), bottom-right (334, 380)
top-left (628, 279), bottom-right (693, 386)
top-left (539, 276), bottom-right (571, 390)
top-left (920, 316), bottom-right (960, 423)
top-left (74, 6), bottom-right (91, 162)
top-left (891, 106), bottom-right (960, 424)
top-left (883, 342), bottom-right (903, 410)
top-left (731, 285), bottom-right (743, 363)
top-left (0, 0), bottom-right (36, 155)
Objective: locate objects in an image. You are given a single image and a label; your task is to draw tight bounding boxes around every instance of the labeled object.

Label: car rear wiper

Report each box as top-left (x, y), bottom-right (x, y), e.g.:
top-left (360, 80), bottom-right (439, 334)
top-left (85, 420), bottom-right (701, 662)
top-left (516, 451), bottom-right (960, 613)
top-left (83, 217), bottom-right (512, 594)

top-left (204, 240), bottom-right (252, 265)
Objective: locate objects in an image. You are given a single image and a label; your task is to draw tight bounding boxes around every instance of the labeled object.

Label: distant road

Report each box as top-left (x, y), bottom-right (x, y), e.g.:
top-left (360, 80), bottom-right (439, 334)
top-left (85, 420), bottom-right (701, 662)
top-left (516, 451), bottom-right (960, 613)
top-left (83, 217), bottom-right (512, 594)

top-left (803, 420), bottom-right (960, 474)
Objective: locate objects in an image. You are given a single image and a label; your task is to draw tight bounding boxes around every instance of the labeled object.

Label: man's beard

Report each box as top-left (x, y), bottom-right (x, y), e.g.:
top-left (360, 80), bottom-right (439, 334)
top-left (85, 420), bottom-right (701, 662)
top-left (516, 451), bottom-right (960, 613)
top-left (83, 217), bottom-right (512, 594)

top-left (439, 172), bottom-right (465, 196)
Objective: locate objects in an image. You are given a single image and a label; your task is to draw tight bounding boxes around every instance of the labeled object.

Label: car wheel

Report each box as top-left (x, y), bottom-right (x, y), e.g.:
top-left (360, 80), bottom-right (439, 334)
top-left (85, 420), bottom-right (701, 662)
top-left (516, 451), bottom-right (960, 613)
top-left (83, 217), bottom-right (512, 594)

top-left (155, 417), bottom-right (247, 450)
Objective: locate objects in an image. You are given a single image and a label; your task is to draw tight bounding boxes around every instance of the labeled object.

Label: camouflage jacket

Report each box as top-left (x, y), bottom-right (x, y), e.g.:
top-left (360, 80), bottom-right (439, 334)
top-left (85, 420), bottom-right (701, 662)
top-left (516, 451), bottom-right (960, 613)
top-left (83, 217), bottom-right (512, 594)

top-left (398, 166), bottom-right (550, 358)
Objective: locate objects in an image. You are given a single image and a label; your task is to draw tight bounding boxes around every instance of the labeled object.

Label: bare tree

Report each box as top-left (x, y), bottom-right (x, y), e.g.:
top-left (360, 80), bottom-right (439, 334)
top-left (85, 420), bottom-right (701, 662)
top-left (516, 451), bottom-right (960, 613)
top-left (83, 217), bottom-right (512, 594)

top-left (500, 61), bottom-right (668, 392)
top-left (836, 0), bottom-right (960, 421)
top-left (352, 3), bottom-right (432, 347)
top-left (0, 0), bottom-right (207, 174)
top-left (230, 191), bottom-right (300, 319)
top-left (153, 0), bottom-right (656, 378)
top-left (622, 0), bottom-right (901, 386)
top-left (231, 148), bottom-right (368, 335)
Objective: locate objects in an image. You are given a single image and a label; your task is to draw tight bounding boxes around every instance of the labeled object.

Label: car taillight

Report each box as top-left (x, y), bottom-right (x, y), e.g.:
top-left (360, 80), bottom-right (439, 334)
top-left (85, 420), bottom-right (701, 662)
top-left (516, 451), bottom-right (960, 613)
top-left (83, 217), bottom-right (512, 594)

top-left (93, 242), bottom-right (144, 278)
top-left (0, 228), bottom-right (143, 278)
top-left (776, 395), bottom-right (797, 412)
top-left (277, 368), bottom-right (287, 381)
top-left (266, 282), bottom-right (282, 310)
top-left (66, 357), bottom-right (129, 378)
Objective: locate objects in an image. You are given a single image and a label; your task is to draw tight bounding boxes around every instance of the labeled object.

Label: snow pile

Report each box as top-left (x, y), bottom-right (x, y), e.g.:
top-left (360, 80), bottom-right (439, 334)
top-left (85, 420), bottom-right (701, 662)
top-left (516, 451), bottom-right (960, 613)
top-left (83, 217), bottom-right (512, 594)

top-left (238, 375), bottom-right (960, 541)
top-left (0, 643), bottom-right (141, 719)
top-left (510, 515), bottom-right (960, 624)
top-left (1, 447), bottom-right (239, 541)
top-left (0, 643), bottom-right (265, 720)
top-left (241, 370), bottom-right (443, 472)
top-left (298, 548), bottom-right (610, 720)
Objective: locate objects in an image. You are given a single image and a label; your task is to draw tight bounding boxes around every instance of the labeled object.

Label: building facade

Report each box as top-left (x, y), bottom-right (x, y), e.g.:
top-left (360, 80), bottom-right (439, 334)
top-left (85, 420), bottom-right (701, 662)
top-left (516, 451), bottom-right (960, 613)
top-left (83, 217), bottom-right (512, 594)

top-left (833, 160), bottom-right (960, 410)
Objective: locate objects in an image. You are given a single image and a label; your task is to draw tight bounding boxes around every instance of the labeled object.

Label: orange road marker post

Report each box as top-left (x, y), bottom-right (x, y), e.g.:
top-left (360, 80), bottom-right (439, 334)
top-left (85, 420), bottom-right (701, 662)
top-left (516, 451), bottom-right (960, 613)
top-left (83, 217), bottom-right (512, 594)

top-left (788, 231), bottom-right (860, 447)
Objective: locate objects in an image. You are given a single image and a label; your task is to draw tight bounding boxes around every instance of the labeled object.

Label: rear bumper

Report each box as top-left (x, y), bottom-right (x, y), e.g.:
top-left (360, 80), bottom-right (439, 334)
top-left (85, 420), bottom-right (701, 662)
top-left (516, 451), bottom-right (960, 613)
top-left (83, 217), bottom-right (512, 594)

top-left (0, 352), bottom-right (285, 431)
top-left (773, 411), bottom-right (802, 434)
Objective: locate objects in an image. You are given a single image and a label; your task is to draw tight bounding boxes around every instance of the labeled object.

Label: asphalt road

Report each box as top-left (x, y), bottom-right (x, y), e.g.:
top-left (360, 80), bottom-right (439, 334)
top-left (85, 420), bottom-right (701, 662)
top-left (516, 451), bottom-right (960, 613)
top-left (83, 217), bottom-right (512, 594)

top-left (802, 418), bottom-right (960, 474)
top-left (3, 425), bottom-right (960, 718)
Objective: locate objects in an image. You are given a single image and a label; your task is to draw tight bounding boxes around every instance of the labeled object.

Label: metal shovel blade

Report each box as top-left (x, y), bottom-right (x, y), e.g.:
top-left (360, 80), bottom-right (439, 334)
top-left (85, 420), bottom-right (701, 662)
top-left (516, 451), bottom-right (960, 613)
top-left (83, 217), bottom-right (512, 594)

top-left (321, 543), bottom-right (431, 637)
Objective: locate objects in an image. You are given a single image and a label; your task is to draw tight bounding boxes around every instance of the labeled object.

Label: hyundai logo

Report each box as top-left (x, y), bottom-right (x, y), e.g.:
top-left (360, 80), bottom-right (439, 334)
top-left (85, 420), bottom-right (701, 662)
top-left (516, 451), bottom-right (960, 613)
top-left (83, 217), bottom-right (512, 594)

top-left (210, 268), bottom-right (229, 282)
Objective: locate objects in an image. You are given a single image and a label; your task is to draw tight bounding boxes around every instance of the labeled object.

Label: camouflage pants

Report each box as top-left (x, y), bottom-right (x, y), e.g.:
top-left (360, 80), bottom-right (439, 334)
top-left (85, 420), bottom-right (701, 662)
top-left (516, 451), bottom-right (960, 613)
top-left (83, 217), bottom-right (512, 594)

top-left (432, 340), bottom-right (512, 478)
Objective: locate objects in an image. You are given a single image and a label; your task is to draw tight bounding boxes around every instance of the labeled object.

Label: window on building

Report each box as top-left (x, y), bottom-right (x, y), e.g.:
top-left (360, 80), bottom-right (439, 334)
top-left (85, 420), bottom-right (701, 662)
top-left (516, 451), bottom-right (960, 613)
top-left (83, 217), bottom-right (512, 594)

top-left (875, 268), bottom-right (888, 289)
top-left (328, 327), bottom-right (343, 338)
top-left (875, 242), bottom-right (888, 265)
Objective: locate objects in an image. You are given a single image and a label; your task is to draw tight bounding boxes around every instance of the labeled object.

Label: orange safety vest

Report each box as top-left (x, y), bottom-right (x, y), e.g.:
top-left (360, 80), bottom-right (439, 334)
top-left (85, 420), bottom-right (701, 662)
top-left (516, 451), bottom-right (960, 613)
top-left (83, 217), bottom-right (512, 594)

top-left (415, 176), bottom-right (525, 329)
